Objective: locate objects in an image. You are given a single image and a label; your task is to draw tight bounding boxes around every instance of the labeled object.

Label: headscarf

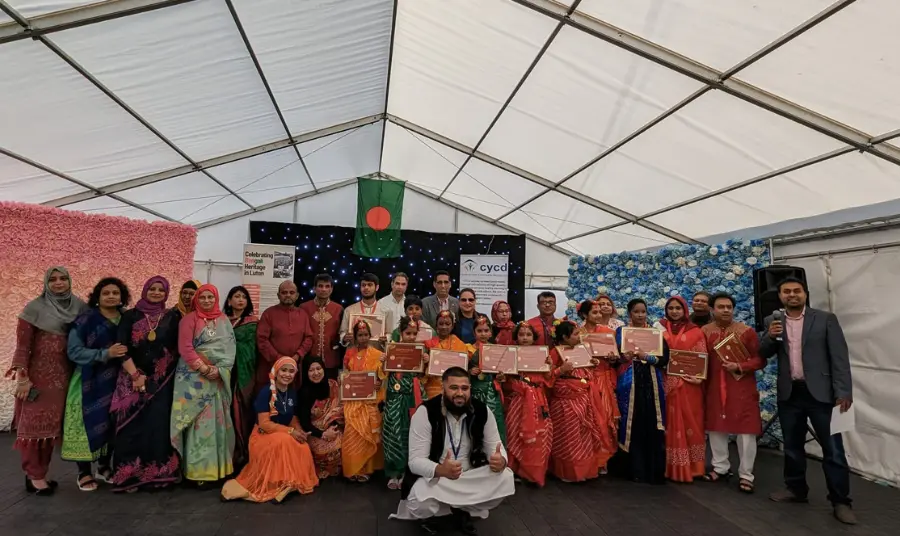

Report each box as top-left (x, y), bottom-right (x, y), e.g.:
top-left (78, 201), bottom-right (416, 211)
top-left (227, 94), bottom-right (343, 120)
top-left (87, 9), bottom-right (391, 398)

top-left (19, 266), bottom-right (87, 335)
top-left (175, 279), bottom-right (201, 316)
top-left (490, 300), bottom-right (514, 331)
top-left (299, 354), bottom-right (329, 403)
top-left (192, 283), bottom-right (223, 321)
top-left (659, 296), bottom-right (697, 335)
top-left (135, 276), bottom-right (170, 315)
top-left (268, 356), bottom-right (298, 416)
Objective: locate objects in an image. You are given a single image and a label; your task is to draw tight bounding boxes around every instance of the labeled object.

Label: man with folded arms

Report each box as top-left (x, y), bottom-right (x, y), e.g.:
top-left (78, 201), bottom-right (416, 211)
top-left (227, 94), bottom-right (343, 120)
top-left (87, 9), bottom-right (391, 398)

top-left (256, 280), bottom-right (313, 390)
top-left (701, 292), bottom-right (765, 494)
top-left (760, 277), bottom-right (856, 525)
top-left (391, 367), bottom-right (515, 535)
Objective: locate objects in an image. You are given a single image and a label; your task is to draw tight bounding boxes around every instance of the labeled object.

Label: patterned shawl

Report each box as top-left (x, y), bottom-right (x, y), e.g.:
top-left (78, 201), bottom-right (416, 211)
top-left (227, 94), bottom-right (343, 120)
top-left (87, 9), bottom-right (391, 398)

top-left (19, 266), bottom-right (87, 335)
top-left (73, 308), bottom-right (121, 451)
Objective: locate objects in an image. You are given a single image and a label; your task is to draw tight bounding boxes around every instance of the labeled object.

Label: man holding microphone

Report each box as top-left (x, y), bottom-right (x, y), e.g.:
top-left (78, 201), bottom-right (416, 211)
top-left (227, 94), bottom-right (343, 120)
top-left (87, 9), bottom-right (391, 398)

top-left (759, 277), bottom-right (856, 525)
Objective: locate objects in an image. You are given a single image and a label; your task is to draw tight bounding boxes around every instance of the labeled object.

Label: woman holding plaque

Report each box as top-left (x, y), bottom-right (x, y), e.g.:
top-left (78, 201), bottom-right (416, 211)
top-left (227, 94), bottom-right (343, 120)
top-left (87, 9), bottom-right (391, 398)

top-left (298, 355), bottom-right (344, 479)
top-left (423, 310), bottom-right (467, 399)
top-left (467, 316), bottom-right (507, 445)
top-left (503, 322), bottom-right (553, 486)
top-left (611, 298), bottom-right (669, 484)
top-left (341, 320), bottom-right (387, 482)
top-left (171, 284), bottom-right (236, 486)
top-left (221, 357), bottom-right (319, 503)
top-left (383, 317), bottom-right (427, 489)
top-left (548, 320), bottom-right (610, 482)
top-left (658, 296), bottom-right (706, 483)
top-left (225, 285), bottom-right (259, 472)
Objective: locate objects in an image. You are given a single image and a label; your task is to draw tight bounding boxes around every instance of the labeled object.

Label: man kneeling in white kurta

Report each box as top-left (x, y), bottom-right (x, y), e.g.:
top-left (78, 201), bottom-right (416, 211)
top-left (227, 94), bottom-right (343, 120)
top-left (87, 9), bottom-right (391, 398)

top-left (391, 367), bottom-right (515, 535)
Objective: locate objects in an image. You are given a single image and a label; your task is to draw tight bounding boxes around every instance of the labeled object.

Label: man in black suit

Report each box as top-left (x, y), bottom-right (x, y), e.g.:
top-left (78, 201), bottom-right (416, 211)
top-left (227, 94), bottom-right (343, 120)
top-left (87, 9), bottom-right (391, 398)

top-left (759, 277), bottom-right (856, 525)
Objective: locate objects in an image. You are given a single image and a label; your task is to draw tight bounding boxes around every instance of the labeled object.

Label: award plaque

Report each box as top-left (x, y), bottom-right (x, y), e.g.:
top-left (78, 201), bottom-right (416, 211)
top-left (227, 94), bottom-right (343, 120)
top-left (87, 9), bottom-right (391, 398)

top-left (348, 313), bottom-right (386, 338)
top-left (619, 327), bottom-right (664, 355)
top-left (667, 350), bottom-right (708, 380)
top-left (340, 371), bottom-right (378, 401)
top-left (384, 342), bottom-right (426, 373)
top-left (583, 332), bottom-right (618, 358)
top-left (427, 350), bottom-right (469, 377)
top-left (516, 345), bottom-right (551, 372)
top-left (561, 344), bottom-right (594, 368)
top-left (479, 344), bottom-right (518, 375)
top-left (713, 333), bottom-right (750, 380)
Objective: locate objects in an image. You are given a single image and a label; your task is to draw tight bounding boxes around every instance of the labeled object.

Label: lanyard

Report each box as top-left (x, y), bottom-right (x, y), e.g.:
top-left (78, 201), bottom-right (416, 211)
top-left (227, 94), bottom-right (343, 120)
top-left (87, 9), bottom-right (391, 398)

top-left (446, 416), bottom-right (466, 460)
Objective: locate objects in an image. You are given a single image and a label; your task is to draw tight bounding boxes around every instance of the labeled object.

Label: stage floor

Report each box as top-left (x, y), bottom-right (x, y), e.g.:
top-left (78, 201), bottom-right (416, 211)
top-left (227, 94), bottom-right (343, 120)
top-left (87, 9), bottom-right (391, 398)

top-left (0, 433), bottom-right (895, 536)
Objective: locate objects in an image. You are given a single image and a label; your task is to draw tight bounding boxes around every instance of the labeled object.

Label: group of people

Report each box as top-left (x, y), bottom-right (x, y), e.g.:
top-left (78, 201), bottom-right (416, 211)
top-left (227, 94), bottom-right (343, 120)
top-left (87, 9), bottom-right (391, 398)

top-left (7, 266), bottom-right (857, 534)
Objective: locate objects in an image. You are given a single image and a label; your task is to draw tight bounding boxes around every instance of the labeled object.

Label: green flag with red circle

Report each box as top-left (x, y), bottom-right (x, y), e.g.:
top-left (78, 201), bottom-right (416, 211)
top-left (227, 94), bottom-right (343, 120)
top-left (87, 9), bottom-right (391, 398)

top-left (352, 177), bottom-right (405, 258)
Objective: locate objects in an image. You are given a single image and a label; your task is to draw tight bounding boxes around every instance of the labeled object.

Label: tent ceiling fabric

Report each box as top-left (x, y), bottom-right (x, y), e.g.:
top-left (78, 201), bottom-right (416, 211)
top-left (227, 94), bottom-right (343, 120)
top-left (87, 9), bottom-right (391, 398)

top-left (0, 0), bottom-right (898, 255)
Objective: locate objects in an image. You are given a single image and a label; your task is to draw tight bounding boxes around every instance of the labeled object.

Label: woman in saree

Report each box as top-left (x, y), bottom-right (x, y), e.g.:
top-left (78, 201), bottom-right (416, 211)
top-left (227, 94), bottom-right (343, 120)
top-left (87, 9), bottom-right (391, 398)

top-left (384, 316), bottom-right (427, 490)
top-left (341, 320), bottom-right (387, 482)
top-left (8, 266), bottom-right (87, 495)
top-left (467, 315), bottom-right (507, 444)
top-left (221, 357), bottom-right (319, 503)
top-left (224, 285), bottom-right (259, 472)
top-left (423, 310), bottom-right (467, 399)
top-left (611, 298), bottom-right (669, 485)
top-left (657, 296), bottom-right (706, 483)
top-left (171, 283), bottom-right (236, 485)
top-left (491, 300), bottom-right (515, 345)
top-left (297, 355), bottom-right (344, 479)
top-left (502, 322), bottom-right (553, 486)
top-left (548, 319), bottom-right (611, 482)
top-left (576, 299), bottom-right (621, 475)
top-left (62, 278), bottom-right (130, 491)
top-left (110, 276), bottom-right (180, 492)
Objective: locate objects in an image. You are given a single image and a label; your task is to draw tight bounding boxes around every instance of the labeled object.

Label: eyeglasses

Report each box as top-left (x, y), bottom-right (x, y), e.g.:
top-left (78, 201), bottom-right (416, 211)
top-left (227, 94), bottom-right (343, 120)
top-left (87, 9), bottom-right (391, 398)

top-left (459, 298), bottom-right (475, 302)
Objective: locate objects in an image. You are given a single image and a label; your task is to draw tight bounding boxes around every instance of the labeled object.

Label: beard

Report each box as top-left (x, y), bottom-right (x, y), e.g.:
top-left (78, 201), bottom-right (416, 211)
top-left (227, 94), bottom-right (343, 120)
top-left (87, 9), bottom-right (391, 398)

top-left (443, 393), bottom-right (470, 416)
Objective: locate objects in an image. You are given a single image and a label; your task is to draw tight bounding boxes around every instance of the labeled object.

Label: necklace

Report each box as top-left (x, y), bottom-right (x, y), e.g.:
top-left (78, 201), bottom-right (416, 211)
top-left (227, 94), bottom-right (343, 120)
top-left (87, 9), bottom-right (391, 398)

top-left (146, 313), bottom-right (163, 342)
top-left (204, 319), bottom-right (217, 337)
top-left (361, 300), bottom-right (377, 314)
top-left (356, 347), bottom-right (369, 361)
top-left (275, 388), bottom-right (290, 413)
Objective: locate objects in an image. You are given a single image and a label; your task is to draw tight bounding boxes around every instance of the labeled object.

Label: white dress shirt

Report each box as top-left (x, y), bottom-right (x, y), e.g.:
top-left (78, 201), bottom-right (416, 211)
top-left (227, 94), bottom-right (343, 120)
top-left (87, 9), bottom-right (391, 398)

top-left (377, 293), bottom-right (406, 334)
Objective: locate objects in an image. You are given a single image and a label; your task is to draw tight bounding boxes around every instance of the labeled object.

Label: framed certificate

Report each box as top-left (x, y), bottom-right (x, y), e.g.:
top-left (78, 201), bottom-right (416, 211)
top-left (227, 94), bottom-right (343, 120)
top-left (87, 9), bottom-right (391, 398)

top-left (348, 313), bottom-right (386, 339)
top-left (620, 327), bottom-right (664, 356)
top-left (516, 345), bottom-right (550, 372)
top-left (384, 342), bottom-right (426, 373)
top-left (479, 344), bottom-right (518, 375)
top-left (427, 350), bottom-right (469, 377)
top-left (560, 344), bottom-right (594, 368)
top-left (583, 332), bottom-right (618, 358)
top-left (667, 350), bottom-right (708, 380)
top-left (713, 333), bottom-right (750, 380)
top-left (340, 371), bottom-right (378, 401)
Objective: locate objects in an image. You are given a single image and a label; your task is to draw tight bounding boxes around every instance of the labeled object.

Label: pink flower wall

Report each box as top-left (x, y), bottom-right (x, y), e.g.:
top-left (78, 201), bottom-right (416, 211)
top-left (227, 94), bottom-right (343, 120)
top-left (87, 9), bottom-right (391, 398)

top-left (0, 203), bottom-right (197, 430)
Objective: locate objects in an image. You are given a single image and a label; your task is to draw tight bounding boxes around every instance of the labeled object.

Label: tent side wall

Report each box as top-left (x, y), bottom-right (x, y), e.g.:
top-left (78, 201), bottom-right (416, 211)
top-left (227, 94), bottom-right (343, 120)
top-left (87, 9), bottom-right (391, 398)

top-left (773, 229), bottom-right (900, 486)
top-left (192, 184), bottom-right (571, 294)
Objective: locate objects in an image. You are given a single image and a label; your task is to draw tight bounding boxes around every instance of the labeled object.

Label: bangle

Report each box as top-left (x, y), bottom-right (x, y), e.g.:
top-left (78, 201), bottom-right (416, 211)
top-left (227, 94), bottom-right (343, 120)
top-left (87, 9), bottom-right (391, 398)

top-left (130, 370), bottom-right (141, 381)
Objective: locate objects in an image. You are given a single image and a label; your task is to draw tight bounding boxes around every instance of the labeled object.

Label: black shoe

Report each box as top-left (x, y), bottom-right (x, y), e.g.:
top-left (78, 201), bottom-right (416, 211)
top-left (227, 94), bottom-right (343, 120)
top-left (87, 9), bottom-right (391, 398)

top-left (769, 489), bottom-right (809, 503)
top-left (24, 477), bottom-right (55, 496)
top-left (419, 520), bottom-right (439, 535)
top-left (452, 508), bottom-right (477, 536)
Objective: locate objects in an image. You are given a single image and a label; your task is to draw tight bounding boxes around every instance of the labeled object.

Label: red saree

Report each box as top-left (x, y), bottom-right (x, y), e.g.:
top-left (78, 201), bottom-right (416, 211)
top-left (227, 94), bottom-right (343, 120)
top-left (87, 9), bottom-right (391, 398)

top-left (503, 371), bottom-right (552, 486)
top-left (661, 324), bottom-right (707, 482)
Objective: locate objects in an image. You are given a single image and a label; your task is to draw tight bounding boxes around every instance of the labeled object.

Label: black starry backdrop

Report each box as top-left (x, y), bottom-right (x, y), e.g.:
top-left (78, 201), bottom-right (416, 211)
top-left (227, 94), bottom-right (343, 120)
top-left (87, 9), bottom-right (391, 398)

top-left (249, 222), bottom-right (527, 320)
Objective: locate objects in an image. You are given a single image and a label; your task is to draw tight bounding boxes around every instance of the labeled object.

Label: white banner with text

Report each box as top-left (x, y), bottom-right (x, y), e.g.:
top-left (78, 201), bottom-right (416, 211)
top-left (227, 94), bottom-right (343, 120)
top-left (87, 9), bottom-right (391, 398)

top-left (242, 243), bottom-right (295, 313)
top-left (459, 254), bottom-right (509, 315)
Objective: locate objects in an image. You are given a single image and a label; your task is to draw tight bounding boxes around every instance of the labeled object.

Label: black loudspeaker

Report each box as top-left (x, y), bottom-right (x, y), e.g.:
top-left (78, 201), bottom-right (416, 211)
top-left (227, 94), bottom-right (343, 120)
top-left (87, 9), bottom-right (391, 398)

top-left (752, 265), bottom-right (809, 331)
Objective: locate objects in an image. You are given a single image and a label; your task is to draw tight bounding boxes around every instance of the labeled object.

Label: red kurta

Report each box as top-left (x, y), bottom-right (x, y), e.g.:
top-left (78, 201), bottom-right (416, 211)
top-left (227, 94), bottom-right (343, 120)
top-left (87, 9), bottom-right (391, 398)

top-left (255, 305), bottom-right (313, 390)
top-left (702, 322), bottom-right (764, 435)
top-left (298, 300), bottom-right (343, 370)
top-left (527, 316), bottom-right (556, 348)
top-left (662, 324), bottom-right (707, 482)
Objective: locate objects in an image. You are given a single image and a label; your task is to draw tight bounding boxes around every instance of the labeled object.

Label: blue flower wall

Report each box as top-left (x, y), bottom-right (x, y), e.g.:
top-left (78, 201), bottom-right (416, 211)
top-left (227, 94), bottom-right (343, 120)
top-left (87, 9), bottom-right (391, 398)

top-left (565, 239), bottom-right (781, 445)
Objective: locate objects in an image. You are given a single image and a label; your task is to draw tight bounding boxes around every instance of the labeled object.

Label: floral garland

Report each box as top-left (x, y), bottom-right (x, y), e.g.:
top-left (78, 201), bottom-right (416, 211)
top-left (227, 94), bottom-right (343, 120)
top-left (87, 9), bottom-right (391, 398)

top-left (564, 238), bottom-right (780, 445)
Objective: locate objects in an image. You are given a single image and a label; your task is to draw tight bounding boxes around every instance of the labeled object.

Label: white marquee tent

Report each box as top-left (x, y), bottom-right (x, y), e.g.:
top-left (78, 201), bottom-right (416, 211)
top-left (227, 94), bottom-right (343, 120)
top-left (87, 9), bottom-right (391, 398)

top-left (1, 0), bottom-right (899, 485)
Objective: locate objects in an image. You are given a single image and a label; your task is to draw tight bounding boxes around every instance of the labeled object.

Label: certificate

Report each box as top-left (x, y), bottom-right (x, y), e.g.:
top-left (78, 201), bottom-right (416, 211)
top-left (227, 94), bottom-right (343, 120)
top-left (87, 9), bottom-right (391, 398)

top-left (583, 332), bottom-right (618, 357)
top-left (667, 350), bottom-right (708, 380)
top-left (384, 342), bottom-right (426, 373)
top-left (348, 313), bottom-right (385, 338)
top-left (427, 350), bottom-right (469, 377)
top-left (560, 344), bottom-right (594, 368)
top-left (479, 344), bottom-right (518, 375)
top-left (516, 345), bottom-right (550, 372)
top-left (619, 327), bottom-right (664, 355)
top-left (340, 371), bottom-right (378, 401)
top-left (713, 333), bottom-right (751, 380)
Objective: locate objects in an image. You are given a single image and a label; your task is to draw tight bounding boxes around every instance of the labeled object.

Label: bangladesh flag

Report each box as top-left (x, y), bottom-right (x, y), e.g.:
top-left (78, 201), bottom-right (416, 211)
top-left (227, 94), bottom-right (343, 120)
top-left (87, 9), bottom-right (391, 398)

top-left (352, 177), bottom-right (405, 258)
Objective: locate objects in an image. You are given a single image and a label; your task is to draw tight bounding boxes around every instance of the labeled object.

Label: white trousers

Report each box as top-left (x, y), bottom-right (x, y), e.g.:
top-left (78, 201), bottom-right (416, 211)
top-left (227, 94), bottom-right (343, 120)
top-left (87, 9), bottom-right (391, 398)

top-left (390, 466), bottom-right (515, 521)
top-left (708, 432), bottom-right (757, 482)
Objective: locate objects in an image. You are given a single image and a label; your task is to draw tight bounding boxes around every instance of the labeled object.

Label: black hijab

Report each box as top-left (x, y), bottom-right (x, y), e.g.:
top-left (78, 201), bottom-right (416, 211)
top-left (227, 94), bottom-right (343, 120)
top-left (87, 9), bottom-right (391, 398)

top-left (299, 354), bottom-right (329, 403)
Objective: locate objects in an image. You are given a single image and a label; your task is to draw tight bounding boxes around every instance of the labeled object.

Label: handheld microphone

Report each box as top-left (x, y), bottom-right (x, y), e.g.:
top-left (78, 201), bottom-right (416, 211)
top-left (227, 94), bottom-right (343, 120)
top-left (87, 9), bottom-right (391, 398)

top-left (772, 309), bottom-right (784, 342)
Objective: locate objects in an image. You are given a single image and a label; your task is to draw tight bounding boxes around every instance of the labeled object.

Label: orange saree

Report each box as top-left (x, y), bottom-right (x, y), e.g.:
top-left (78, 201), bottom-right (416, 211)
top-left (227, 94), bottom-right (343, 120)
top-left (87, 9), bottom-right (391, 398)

top-left (341, 347), bottom-right (386, 478)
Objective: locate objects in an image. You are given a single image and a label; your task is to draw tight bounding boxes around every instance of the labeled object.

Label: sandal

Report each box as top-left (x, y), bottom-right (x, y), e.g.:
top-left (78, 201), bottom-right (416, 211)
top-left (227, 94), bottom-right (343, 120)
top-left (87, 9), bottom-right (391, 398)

top-left (702, 471), bottom-right (731, 483)
top-left (739, 478), bottom-right (755, 494)
top-left (387, 478), bottom-right (401, 490)
top-left (95, 467), bottom-right (113, 484)
top-left (77, 474), bottom-right (98, 492)
top-left (356, 475), bottom-right (370, 483)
